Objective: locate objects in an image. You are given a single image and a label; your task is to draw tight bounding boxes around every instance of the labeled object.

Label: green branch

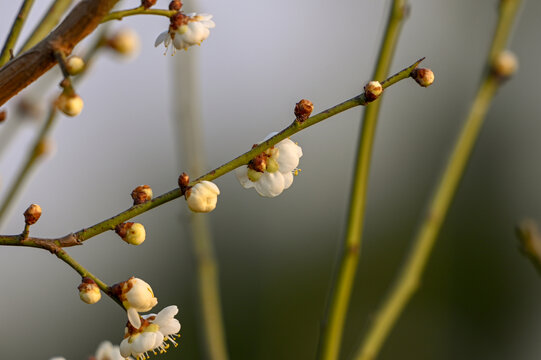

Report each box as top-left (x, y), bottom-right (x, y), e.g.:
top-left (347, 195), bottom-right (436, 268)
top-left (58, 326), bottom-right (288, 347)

top-left (0, 0), bottom-right (35, 66)
top-left (354, 1), bottom-right (522, 359)
top-left (317, 2), bottom-right (409, 359)
top-left (102, 6), bottom-right (176, 22)
top-left (70, 58), bottom-right (423, 243)
top-left (0, 108), bottom-right (58, 227)
top-left (19, 0), bottom-right (74, 53)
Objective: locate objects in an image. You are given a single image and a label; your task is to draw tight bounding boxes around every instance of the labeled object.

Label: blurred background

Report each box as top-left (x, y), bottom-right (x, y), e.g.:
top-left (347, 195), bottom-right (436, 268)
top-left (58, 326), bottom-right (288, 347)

top-left (0, 0), bottom-right (540, 359)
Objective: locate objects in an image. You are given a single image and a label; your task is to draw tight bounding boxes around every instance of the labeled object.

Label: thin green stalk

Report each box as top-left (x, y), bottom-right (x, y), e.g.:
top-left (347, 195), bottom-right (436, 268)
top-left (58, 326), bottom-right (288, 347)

top-left (19, 0), bottom-right (74, 53)
top-left (0, 0), bottom-right (35, 66)
top-left (0, 108), bottom-right (58, 227)
top-left (317, 2), bottom-right (408, 360)
top-left (71, 58), bottom-right (422, 244)
top-left (173, 49), bottom-right (229, 359)
top-left (55, 248), bottom-right (122, 307)
top-left (102, 6), bottom-right (176, 22)
top-left (354, 1), bottom-right (522, 359)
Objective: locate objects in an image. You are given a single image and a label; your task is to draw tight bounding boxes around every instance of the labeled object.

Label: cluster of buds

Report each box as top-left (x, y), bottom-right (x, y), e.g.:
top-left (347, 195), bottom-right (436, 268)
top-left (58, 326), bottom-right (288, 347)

top-left (115, 222), bottom-right (146, 245)
top-left (294, 99), bottom-right (314, 123)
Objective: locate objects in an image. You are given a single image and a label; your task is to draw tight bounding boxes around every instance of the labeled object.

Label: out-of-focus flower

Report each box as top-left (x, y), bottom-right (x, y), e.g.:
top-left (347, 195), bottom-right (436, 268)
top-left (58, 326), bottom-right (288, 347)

top-left (235, 133), bottom-right (303, 197)
top-left (155, 13), bottom-right (215, 53)
top-left (94, 340), bottom-right (127, 360)
top-left (113, 277), bottom-right (158, 329)
top-left (120, 306), bottom-right (181, 360)
top-left (108, 28), bottom-right (140, 57)
top-left (185, 181), bottom-right (220, 213)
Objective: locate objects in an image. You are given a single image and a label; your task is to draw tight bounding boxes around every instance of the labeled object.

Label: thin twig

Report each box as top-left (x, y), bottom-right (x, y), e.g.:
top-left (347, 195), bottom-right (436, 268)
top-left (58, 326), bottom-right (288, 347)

top-left (102, 6), bottom-right (176, 22)
top-left (317, 2), bottom-right (409, 359)
top-left (0, 0), bottom-right (36, 66)
top-left (354, 1), bottom-right (522, 359)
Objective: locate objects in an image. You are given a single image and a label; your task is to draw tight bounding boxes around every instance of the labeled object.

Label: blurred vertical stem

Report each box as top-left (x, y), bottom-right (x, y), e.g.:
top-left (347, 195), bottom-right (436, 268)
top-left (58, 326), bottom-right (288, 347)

top-left (354, 1), bottom-right (522, 360)
top-left (172, 45), bottom-right (229, 360)
top-left (0, 108), bottom-right (57, 227)
top-left (0, 0), bottom-right (35, 66)
top-left (19, 0), bottom-right (74, 53)
top-left (318, 1), bottom-right (408, 360)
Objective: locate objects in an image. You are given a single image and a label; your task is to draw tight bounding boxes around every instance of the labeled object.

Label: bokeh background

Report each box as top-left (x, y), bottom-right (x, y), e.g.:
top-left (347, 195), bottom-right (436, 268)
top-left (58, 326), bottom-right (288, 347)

top-left (0, 0), bottom-right (541, 359)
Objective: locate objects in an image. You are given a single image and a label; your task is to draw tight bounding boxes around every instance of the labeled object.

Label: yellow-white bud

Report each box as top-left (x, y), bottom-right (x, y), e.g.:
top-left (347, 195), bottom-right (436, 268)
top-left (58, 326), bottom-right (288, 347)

top-left (109, 28), bottom-right (140, 56)
top-left (116, 222), bottom-right (146, 245)
top-left (364, 81), bottom-right (383, 101)
top-left (493, 50), bottom-right (518, 78)
top-left (56, 93), bottom-right (84, 117)
top-left (66, 56), bottom-right (85, 76)
top-left (186, 181), bottom-right (220, 213)
top-left (78, 278), bottom-right (101, 304)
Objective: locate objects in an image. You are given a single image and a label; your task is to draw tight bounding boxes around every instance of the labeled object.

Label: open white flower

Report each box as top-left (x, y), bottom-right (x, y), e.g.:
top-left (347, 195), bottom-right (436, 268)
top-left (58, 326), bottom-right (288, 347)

top-left (155, 13), bottom-right (215, 54)
top-left (235, 133), bottom-right (303, 197)
top-left (120, 306), bottom-right (181, 360)
top-left (114, 277), bottom-right (158, 329)
top-left (186, 181), bottom-right (220, 213)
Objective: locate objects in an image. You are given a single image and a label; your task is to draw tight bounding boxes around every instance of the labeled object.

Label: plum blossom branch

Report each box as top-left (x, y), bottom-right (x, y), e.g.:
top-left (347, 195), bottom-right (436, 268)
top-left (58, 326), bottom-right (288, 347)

top-left (0, 0), bottom-right (120, 107)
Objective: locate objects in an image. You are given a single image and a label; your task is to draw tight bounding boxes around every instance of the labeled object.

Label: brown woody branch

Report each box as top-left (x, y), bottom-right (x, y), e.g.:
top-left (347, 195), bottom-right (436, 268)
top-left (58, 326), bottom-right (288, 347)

top-left (0, 0), bottom-right (119, 107)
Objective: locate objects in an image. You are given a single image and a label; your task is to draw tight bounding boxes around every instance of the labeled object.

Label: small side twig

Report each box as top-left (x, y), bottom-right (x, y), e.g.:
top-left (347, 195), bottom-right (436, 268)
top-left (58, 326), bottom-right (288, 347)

top-left (0, 0), bottom-right (36, 66)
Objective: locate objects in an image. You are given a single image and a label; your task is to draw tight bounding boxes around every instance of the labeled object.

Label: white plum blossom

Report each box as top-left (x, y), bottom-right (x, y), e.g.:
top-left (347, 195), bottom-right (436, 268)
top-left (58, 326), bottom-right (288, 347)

top-left (235, 133), bottom-right (303, 197)
top-left (120, 306), bottom-right (181, 360)
top-left (155, 13), bottom-right (215, 53)
top-left (186, 180), bottom-right (220, 213)
top-left (115, 277), bottom-right (158, 329)
top-left (94, 341), bottom-right (128, 360)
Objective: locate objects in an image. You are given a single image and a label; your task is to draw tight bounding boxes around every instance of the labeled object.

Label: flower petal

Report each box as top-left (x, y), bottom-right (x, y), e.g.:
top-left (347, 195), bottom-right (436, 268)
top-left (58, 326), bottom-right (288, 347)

top-left (154, 31), bottom-right (169, 47)
top-left (254, 172), bottom-right (285, 197)
top-left (127, 307), bottom-right (142, 329)
top-left (276, 139), bottom-right (302, 172)
top-left (235, 166), bottom-right (255, 189)
top-left (282, 171), bottom-right (294, 189)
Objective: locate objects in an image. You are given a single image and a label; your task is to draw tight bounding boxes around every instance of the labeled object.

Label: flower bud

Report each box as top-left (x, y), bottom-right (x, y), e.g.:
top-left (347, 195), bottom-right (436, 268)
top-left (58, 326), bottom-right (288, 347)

top-left (0, 109), bottom-right (6, 123)
top-left (131, 185), bottom-right (153, 205)
top-left (169, 0), bottom-right (182, 10)
top-left (178, 172), bottom-right (190, 192)
top-left (141, 0), bottom-right (157, 9)
top-left (56, 93), bottom-right (84, 117)
top-left (24, 204), bottom-right (42, 225)
top-left (185, 181), bottom-right (220, 213)
top-left (115, 222), bottom-right (146, 245)
top-left (112, 277), bottom-right (158, 328)
top-left (108, 29), bottom-right (140, 56)
top-left (410, 68), bottom-right (434, 87)
top-left (65, 56), bottom-right (85, 76)
top-left (492, 50), bottom-right (518, 78)
top-left (364, 81), bottom-right (383, 102)
top-left (294, 99), bottom-right (314, 122)
top-left (78, 277), bottom-right (101, 304)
